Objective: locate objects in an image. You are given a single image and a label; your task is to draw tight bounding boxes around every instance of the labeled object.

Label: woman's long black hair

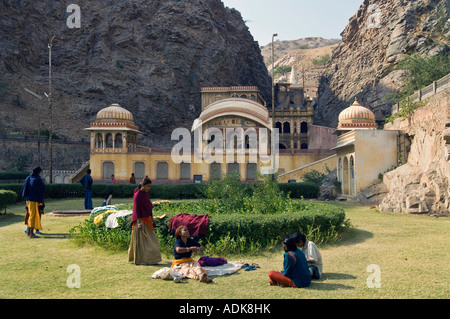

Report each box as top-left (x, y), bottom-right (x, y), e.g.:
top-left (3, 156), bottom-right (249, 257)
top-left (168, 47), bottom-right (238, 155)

top-left (282, 236), bottom-right (297, 252)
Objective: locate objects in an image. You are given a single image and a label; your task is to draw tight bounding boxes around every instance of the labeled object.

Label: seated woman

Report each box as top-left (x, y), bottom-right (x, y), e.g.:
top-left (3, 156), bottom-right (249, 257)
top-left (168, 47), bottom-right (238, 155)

top-left (171, 225), bottom-right (213, 283)
top-left (268, 236), bottom-right (311, 288)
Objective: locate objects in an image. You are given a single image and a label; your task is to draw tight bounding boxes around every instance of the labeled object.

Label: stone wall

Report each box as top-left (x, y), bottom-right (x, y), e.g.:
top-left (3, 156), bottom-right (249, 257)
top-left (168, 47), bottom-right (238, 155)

top-left (379, 88), bottom-right (450, 215)
top-left (0, 136), bottom-right (90, 173)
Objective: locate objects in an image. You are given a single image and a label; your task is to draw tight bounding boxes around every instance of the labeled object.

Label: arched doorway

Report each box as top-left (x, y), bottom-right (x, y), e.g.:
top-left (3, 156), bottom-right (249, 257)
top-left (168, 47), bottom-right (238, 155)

top-left (342, 157), bottom-right (349, 195)
top-left (350, 155), bottom-right (355, 196)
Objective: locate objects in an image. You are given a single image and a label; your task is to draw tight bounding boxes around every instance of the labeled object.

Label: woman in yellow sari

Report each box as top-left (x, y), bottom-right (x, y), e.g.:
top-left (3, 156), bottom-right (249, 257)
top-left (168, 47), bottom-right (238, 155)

top-left (21, 167), bottom-right (45, 239)
top-left (128, 177), bottom-right (162, 265)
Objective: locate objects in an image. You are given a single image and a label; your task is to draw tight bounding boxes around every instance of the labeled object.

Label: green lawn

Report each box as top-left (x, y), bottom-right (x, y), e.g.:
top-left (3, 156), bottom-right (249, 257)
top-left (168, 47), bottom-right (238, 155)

top-left (0, 198), bottom-right (448, 299)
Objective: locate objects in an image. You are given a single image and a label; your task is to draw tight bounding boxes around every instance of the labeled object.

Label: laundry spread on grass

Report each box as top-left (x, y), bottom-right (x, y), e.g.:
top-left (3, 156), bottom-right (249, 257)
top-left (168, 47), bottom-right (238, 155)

top-left (89, 205), bottom-right (166, 228)
top-left (152, 259), bottom-right (248, 282)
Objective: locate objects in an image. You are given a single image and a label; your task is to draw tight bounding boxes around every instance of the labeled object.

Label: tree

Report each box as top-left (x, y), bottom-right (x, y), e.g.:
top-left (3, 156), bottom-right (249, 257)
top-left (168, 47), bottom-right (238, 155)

top-left (273, 65), bottom-right (292, 78)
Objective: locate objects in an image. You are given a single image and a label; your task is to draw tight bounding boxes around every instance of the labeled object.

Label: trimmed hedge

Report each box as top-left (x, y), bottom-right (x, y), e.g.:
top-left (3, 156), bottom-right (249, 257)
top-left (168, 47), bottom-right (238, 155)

top-left (0, 190), bottom-right (17, 213)
top-left (0, 181), bottom-right (319, 201)
top-left (152, 201), bottom-right (345, 245)
top-left (0, 172), bottom-right (29, 180)
top-left (70, 200), bottom-right (346, 254)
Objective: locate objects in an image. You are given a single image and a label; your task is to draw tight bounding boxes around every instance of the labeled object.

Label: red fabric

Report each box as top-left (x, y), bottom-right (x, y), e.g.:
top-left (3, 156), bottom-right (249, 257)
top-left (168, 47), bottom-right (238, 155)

top-left (169, 213), bottom-right (209, 236)
top-left (131, 188), bottom-right (153, 226)
top-left (268, 270), bottom-right (297, 287)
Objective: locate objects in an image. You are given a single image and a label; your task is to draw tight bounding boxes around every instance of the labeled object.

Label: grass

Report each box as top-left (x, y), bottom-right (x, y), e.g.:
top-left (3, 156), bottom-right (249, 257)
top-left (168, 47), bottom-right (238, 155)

top-left (0, 198), bottom-right (449, 299)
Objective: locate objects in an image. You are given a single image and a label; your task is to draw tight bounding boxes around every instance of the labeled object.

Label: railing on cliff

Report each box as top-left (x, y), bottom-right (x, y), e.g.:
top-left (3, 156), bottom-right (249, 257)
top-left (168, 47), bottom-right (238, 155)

top-left (391, 73), bottom-right (450, 115)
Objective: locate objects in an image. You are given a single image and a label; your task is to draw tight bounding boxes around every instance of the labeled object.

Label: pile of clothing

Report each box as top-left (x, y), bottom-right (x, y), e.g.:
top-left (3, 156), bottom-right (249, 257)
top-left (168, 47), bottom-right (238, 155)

top-left (90, 206), bottom-right (133, 228)
top-left (152, 257), bottom-right (246, 283)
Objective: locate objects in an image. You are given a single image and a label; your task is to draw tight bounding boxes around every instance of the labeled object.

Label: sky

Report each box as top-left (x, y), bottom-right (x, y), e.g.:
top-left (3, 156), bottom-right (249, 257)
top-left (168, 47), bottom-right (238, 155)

top-left (221, 0), bottom-right (364, 46)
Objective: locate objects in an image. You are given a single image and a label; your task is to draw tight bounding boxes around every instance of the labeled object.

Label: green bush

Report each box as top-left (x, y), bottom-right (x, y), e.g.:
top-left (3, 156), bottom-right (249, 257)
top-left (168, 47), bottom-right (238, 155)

top-left (0, 172), bottom-right (29, 180)
top-left (0, 179), bottom-right (319, 202)
top-left (279, 182), bottom-right (320, 198)
top-left (0, 190), bottom-right (17, 213)
top-left (70, 199), bottom-right (347, 256)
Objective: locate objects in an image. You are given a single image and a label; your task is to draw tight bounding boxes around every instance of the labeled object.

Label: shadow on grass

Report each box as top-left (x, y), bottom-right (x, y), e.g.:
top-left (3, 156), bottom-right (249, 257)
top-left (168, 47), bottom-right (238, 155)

top-left (42, 233), bottom-right (72, 239)
top-left (0, 213), bottom-right (25, 228)
top-left (308, 272), bottom-right (357, 291)
top-left (329, 227), bottom-right (373, 247)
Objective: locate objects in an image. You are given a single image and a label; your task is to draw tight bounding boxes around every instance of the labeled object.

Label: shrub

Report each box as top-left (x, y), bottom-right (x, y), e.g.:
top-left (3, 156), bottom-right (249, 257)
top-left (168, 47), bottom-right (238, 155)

top-left (0, 179), bottom-right (320, 202)
top-left (0, 172), bottom-right (29, 180)
top-left (279, 182), bottom-right (320, 198)
top-left (0, 190), bottom-right (17, 213)
top-left (70, 200), bottom-right (347, 256)
top-left (312, 54), bottom-right (330, 66)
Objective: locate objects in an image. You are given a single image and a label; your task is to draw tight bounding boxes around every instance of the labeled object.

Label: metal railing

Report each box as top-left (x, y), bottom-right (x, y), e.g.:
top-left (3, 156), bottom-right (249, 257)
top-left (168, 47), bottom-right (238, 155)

top-left (391, 73), bottom-right (450, 115)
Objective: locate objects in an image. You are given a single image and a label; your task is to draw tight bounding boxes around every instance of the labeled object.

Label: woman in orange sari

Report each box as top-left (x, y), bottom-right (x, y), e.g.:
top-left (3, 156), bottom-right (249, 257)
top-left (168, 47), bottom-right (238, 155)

top-left (128, 177), bottom-right (162, 265)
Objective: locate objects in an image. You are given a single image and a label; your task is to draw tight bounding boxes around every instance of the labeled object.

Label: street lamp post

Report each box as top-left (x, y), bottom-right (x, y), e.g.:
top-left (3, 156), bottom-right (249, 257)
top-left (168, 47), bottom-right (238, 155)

top-left (271, 33), bottom-right (278, 127)
top-left (271, 33), bottom-right (278, 179)
top-left (48, 35), bottom-right (55, 184)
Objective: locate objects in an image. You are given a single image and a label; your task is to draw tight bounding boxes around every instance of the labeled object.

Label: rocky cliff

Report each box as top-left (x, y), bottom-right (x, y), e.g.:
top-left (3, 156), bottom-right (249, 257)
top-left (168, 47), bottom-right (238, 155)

top-left (315, 0), bottom-right (449, 128)
top-left (379, 88), bottom-right (450, 215)
top-left (0, 0), bottom-right (271, 159)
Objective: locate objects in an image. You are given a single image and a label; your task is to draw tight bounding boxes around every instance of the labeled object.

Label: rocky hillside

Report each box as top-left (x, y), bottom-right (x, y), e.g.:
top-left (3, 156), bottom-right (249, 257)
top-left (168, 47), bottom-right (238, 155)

top-left (0, 0), bottom-right (271, 153)
top-left (315, 0), bottom-right (449, 129)
top-left (260, 37), bottom-right (341, 66)
top-left (260, 37), bottom-right (340, 87)
top-left (379, 88), bottom-right (450, 215)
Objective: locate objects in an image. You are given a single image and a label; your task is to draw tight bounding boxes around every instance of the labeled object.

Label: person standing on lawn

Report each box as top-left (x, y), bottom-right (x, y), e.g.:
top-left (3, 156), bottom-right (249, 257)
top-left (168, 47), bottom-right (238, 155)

top-left (80, 169), bottom-right (93, 210)
top-left (268, 236), bottom-right (311, 288)
top-left (292, 232), bottom-right (323, 279)
top-left (128, 177), bottom-right (162, 265)
top-left (21, 166), bottom-right (45, 238)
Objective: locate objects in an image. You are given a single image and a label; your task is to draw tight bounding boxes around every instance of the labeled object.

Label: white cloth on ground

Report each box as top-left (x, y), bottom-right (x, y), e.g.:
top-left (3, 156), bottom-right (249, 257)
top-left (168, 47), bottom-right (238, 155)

top-left (202, 261), bottom-right (245, 277)
top-left (105, 210), bottom-right (133, 228)
top-left (152, 267), bottom-right (184, 280)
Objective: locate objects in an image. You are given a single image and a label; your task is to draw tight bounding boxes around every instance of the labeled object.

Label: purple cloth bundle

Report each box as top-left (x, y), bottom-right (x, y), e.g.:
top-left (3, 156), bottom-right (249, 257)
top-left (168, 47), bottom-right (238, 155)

top-left (198, 256), bottom-right (227, 267)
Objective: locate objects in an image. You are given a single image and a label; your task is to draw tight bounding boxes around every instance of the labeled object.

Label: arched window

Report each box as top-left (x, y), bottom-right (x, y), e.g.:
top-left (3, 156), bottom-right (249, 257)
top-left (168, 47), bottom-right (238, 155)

top-left (156, 162), bottom-right (169, 180)
top-left (301, 143), bottom-right (308, 149)
top-left (300, 122), bottom-right (308, 134)
top-left (278, 143), bottom-right (287, 150)
top-left (180, 162), bottom-right (191, 180)
top-left (115, 133), bottom-right (123, 148)
top-left (275, 122), bottom-right (282, 133)
top-left (102, 161), bottom-right (114, 179)
top-left (227, 163), bottom-right (240, 177)
top-left (134, 162), bottom-right (145, 180)
top-left (105, 133), bottom-right (113, 148)
top-left (246, 163), bottom-right (257, 180)
top-left (283, 122), bottom-right (290, 134)
top-left (95, 133), bottom-right (103, 148)
top-left (210, 163), bottom-right (221, 180)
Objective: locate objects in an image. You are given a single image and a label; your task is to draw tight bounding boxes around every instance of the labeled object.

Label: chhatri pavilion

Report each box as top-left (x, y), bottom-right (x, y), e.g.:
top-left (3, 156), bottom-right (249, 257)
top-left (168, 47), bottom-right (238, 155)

top-left (333, 98), bottom-right (401, 197)
top-left (74, 79), bottom-right (406, 201)
top-left (80, 82), bottom-right (337, 184)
